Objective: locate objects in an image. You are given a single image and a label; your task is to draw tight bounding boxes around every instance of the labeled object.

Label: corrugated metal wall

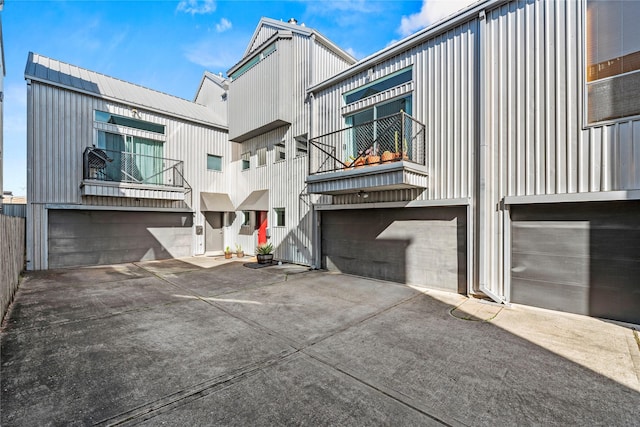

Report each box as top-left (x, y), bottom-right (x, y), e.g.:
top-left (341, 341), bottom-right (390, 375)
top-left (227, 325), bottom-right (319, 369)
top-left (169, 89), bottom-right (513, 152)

top-left (311, 0), bottom-right (640, 299)
top-left (487, 0), bottom-right (640, 196)
top-left (228, 49), bottom-right (284, 141)
top-left (482, 0), bottom-right (640, 298)
top-left (26, 81), bottom-right (229, 269)
top-left (313, 19), bottom-right (478, 202)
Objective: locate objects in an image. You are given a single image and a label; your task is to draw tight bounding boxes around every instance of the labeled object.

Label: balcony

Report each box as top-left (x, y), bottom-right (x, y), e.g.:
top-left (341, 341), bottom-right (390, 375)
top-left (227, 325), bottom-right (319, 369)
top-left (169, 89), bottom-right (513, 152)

top-left (306, 112), bottom-right (428, 195)
top-left (81, 147), bottom-right (191, 201)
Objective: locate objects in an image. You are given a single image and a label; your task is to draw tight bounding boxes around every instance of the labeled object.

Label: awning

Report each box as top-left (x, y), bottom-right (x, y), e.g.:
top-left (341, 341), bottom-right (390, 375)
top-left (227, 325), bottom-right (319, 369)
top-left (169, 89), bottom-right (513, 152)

top-left (200, 192), bottom-right (235, 212)
top-left (236, 189), bottom-right (269, 211)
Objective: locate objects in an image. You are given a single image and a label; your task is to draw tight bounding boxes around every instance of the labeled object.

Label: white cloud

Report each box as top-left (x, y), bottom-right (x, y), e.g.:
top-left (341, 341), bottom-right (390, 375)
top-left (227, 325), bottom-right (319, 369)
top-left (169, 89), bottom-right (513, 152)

top-left (184, 37), bottom-right (246, 70)
top-left (176, 0), bottom-right (216, 15)
top-left (399, 0), bottom-right (477, 37)
top-left (215, 18), bottom-right (232, 33)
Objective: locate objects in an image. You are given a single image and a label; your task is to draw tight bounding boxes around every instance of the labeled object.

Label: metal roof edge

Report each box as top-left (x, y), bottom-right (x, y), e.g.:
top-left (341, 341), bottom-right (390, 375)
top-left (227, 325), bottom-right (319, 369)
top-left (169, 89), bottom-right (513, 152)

top-left (243, 17), bottom-right (313, 58)
top-left (308, 0), bottom-right (506, 93)
top-left (25, 52), bottom-right (228, 131)
top-left (193, 71), bottom-right (227, 102)
top-left (27, 74), bottom-right (228, 132)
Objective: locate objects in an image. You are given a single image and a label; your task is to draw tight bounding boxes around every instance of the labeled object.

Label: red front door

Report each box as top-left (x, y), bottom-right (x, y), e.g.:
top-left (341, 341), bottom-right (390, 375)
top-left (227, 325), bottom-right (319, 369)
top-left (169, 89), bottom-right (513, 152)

top-left (257, 211), bottom-right (268, 245)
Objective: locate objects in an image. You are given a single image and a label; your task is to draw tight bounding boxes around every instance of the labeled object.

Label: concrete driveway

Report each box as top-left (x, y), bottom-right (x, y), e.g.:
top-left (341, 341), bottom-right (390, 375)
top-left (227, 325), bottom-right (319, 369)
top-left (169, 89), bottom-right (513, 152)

top-left (1, 257), bottom-right (639, 426)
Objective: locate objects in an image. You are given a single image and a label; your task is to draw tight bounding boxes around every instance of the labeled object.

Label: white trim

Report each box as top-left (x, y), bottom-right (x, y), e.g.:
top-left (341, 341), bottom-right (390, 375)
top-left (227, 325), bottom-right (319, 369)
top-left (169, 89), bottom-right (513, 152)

top-left (44, 204), bottom-right (193, 213)
top-left (504, 190), bottom-right (640, 205)
top-left (314, 197), bottom-right (470, 211)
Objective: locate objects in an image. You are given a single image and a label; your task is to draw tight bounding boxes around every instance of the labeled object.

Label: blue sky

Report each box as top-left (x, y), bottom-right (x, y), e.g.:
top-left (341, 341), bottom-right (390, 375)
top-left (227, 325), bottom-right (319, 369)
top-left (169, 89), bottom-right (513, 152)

top-left (2, 0), bottom-right (475, 196)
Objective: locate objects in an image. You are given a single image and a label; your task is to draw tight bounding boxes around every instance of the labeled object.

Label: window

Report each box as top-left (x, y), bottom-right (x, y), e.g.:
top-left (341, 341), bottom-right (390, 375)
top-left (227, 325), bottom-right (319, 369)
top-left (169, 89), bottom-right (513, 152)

top-left (96, 131), bottom-right (163, 184)
top-left (295, 134), bottom-right (308, 157)
top-left (207, 154), bottom-right (222, 171)
top-left (241, 152), bottom-right (251, 170)
top-left (257, 147), bottom-right (267, 167)
top-left (344, 96), bottom-right (412, 159)
top-left (586, 1), bottom-right (640, 123)
top-left (275, 140), bottom-right (286, 162)
top-left (242, 211), bottom-right (251, 226)
top-left (274, 208), bottom-right (285, 227)
top-left (95, 110), bottom-right (165, 134)
top-left (344, 68), bottom-right (412, 104)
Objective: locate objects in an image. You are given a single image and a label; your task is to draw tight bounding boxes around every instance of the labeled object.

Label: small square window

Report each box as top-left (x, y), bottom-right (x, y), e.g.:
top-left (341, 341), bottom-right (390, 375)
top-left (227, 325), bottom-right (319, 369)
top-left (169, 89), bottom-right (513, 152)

top-left (241, 152), bottom-right (251, 170)
top-left (274, 208), bottom-right (285, 227)
top-left (242, 211), bottom-right (251, 226)
top-left (295, 134), bottom-right (308, 157)
top-left (257, 147), bottom-right (267, 166)
top-left (275, 141), bottom-right (286, 162)
top-left (207, 154), bottom-right (222, 171)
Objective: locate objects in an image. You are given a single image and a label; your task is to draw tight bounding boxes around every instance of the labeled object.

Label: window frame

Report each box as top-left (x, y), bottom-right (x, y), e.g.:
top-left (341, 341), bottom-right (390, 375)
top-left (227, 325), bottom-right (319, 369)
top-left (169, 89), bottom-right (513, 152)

top-left (275, 140), bottom-right (286, 163)
top-left (583, 0), bottom-right (640, 127)
top-left (295, 134), bottom-right (308, 157)
top-left (257, 147), bottom-right (267, 167)
top-left (274, 208), bottom-right (285, 227)
top-left (95, 110), bottom-right (165, 134)
top-left (241, 151), bottom-right (251, 171)
top-left (206, 154), bottom-right (223, 172)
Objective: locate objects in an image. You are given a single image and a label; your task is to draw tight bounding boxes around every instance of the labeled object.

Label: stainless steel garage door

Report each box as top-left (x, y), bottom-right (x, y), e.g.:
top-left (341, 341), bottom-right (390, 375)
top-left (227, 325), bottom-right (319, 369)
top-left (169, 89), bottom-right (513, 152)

top-left (321, 207), bottom-right (467, 293)
top-left (48, 210), bottom-right (193, 268)
top-left (511, 201), bottom-right (640, 324)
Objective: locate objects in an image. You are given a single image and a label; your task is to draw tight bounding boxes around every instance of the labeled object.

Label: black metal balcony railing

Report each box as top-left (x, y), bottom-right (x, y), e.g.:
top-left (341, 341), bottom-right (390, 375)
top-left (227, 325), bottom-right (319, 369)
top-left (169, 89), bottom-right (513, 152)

top-left (83, 147), bottom-right (186, 188)
top-left (309, 111), bottom-right (426, 175)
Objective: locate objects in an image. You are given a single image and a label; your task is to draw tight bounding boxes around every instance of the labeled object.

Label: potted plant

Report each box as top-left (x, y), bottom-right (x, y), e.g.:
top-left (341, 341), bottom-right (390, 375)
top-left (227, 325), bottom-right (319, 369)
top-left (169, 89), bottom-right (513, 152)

top-left (236, 244), bottom-right (244, 258)
top-left (381, 150), bottom-right (395, 163)
top-left (367, 154), bottom-right (381, 165)
top-left (256, 243), bottom-right (274, 264)
top-left (224, 246), bottom-right (233, 259)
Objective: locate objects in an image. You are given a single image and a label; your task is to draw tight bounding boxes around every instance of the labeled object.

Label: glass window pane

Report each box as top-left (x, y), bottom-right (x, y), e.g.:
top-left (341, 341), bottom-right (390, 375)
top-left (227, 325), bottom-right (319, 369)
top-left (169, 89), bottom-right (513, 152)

top-left (345, 68), bottom-right (412, 104)
top-left (241, 152), bottom-right (250, 170)
top-left (257, 147), bottom-right (267, 166)
top-left (275, 208), bottom-right (285, 227)
top-left (94, 110), bottom-right (165, 134)
top-left (207, 154), bottom-right (222, 171)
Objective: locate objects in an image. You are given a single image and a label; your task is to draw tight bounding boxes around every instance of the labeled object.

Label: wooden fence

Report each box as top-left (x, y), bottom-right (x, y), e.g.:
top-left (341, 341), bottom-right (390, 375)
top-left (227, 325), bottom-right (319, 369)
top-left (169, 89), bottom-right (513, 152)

top-left (1, 214), bottom-right (26, 322)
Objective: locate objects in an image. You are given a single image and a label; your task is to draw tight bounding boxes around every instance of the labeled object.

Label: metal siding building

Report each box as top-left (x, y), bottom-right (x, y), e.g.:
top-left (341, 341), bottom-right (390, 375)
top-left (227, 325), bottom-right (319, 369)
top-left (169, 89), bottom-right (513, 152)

top-left (25, 53), bottom-right (230, 270)
top-left (308, 0), bottom-right (640, 324)
top-left (226, 18), bottom-right (355, 265)
top-left (22, 3), bottom-right (640, 324)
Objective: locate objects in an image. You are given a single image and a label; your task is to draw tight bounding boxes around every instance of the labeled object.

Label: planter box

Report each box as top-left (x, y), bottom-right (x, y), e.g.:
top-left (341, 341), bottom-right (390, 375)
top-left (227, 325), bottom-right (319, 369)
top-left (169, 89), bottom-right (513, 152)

top-left (256, 254), bottom-right (274, 264)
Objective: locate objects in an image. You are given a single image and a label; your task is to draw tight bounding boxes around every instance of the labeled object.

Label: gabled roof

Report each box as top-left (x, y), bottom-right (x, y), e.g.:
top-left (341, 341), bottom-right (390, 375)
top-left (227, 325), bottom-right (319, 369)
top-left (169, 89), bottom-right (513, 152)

top-left (235, 17), bottom-right (355, 67)
top-left (193, 71), bottom-right (227, 102)
top-left (25, 52), bottom-right (227, 130)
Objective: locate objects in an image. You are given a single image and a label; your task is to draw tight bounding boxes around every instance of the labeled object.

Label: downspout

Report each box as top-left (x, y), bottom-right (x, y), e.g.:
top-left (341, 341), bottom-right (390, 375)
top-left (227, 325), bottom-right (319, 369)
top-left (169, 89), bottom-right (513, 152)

top-left (308, 34), bottom-right (321, 268)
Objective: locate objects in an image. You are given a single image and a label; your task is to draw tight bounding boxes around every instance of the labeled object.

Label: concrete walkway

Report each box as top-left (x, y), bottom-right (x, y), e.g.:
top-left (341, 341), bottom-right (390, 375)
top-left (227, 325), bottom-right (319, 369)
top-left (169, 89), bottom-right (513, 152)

top-left (1, 257), bottom-right (639, 426)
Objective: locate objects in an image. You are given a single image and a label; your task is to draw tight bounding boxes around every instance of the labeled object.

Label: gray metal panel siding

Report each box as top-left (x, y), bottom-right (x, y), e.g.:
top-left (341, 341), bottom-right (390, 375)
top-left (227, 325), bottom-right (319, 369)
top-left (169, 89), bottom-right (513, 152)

top-left (228, 50), bottom-right (283, 141)
top-left (26, 80), bottom-right (230, 269)
top-left (248, 25), bottom-right (280, 54)
top-left (231, 128), bottom-right (313, 265)
top-left (1, 204), bottom-right (27, 218)
top-left (313, 19), bottom-right (478, 202)
top-left (486, 0), bottom-right (640, 197)
top-left (312, 40), bottom-right (357, 86)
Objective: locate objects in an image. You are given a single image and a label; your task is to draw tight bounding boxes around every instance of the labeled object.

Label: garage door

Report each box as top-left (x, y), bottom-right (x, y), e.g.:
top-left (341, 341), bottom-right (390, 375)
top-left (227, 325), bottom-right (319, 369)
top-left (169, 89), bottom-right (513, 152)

top-left (48, 210), bottom-right (193, 268)
top-left (321, 207), bottom-right (466, 293)
top-left (511, 201), bottom-right (640, 324)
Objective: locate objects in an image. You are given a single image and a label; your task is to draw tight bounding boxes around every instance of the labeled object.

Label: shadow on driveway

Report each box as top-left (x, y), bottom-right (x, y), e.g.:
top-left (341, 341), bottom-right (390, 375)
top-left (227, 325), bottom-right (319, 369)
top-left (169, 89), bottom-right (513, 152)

top-left (1, 259), bottom-right (639, 426)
